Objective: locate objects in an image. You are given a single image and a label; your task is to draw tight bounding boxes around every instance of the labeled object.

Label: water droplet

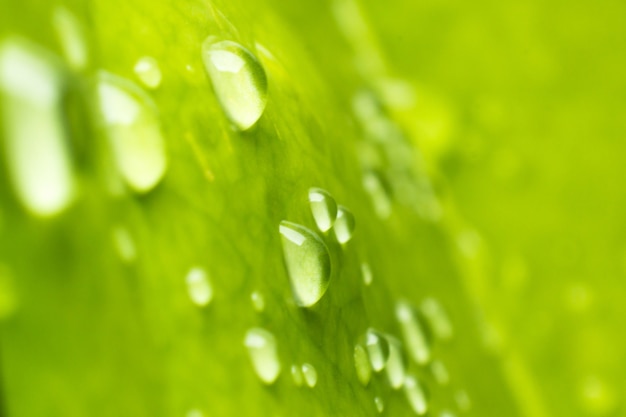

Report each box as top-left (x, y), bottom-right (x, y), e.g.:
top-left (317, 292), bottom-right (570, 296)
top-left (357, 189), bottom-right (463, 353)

top-left (133, 56), bottom-right (162, 89)
top-left (244, 327), bottom-right (281, 384)
top-left (0, 38), bottom-right (76, 217)
top-left (385, 335), bottom-right (407, 389)
top-left (251, 291), bottom-right (265, 312)
top-left (201, 38), bottom-right (267, 130)
top-left (421, 298), bottom-right (453, 341)
top-left (308, 188), bottom-right (337, 233)
top-left (363, 171), bottom-right (392, 219)
top-left (95, 71), bottom-right (167, 193)
top-left (186, 409), bottom-right (204, 417)
top-left (52, 7), bottom-right (88, 70)
top-left (291, 364), bottom-right (304, 386)
top-left (395, 300), bottom-right (431, 365)
top-left (365, 328), bottom-right (390, 372)
top-left (279, 221), bottom-right (331, 307)
top-left (454, 390), bottom-right (471, 412)
top-left (440, 411), bottom-right (456, 417)
top-left (374, 397), bottom-right (384, 413)
top-left (404, 375), bottom-right (428, 415)
top-left (301, 363), bottom-right (318, 387)
top-left (0, 265), bottom-right (18, 320)
top-left (430, 360), bottom-right (449, 385)
top-left (112, 226), bottom-right (136, 263)
top-left (361, 262), bottom-right (373, 286)
top-left (354, 343), bottom-right (372, 386)
top-left (333, 205), bottom-right (355, 244)
top-left (186, 267), bottom-right (213, 307)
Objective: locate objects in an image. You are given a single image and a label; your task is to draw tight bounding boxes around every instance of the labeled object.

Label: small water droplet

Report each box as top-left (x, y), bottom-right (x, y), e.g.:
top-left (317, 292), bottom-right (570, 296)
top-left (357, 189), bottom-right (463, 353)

top-left (385, 335), bottom-right (407, 389)
top-left (201, 38), bottom-right (267, 131)
top-left (301, 363), bottom-right (318, 387)
top-left (363, 171), bottom-right (392, 219)
top-left (279, 221), bottom-right (331, 307)
top-left (186, 409), bottom-right (204, 417)
top-left (186, 267), bottom-right (213, 307)
top-left (421, 298), bottom-right (453, 341)
top-left (361, 262), bottom-right (373, 286)
top-left (112, 226), bottom-right (136, 263)
top-left (404, 375), bottom-right (428, 415)
top-left (430, 360), bottom-right (449, 385)
top-left (0, 38), bottom-right (76, 217)
top-left (244, 327), bottom-right (281, 384)
top-left (52, 7), bottom-right (88, 70)
top-left (454, 389), bottom-right (471, 412)
top-left (308, 188), bottom-right (337, 233)
top-left (365, 328), bottom-right (390, 372)
top-left (291, 364), bottom-right (304, 386)
top-left (251, 291), bottom-right (265, 312)
top-left (333, 205), bottom-right (356, 244)
top-left (396, 300), bottom-right (431, 365)
top-left (440, 411), bottom-right (456, 417)
top-left (134, 56), bottom-right (162, 89)
top-left (354, 343), bottom-right (372, 386)
top-left (95, 71), bottom-right (167, 193)
top-left (374, 397), bottom-right (384, 413)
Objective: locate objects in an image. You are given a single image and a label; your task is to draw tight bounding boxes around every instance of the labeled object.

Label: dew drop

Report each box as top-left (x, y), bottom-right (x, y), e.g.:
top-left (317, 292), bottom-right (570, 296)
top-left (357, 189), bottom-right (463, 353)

top-left (52, 7), bottom-right (88, 70)
top-left (454, 390), bottom-right (471, 412)
top-left (186, 267), bottom-right (213, 307)
top-left (134, 56), bottom-right (162, 89)
top-left (291, 364), bottom-right (304, 386)
top-left (95, 71), bottom-right (167, 193)
top-left (333, 205), bottom-right (356, 244)
top-left (365, 328), bottom-right (390, 372)
top-left (363, 171), bottom-right (392, 219)
top-left (250, 291), bottom-right (265, 312)
top-left (361, 262), bottom-right (373, 286)
top-left (430, 360), bottom-right (449, 385)
top-left (421, 298), bottom-right (453, 340)
top-left (0, 38), bottom-right (76, 217)
top-left (301, 363), bottom-right (318, 387)
top-left (354, 343), bottom-right (372, 386)
top-left (385, 335), bottom-right (407, 389)
top-left (396, 300), bottom-right (431, 365)
top-left (279, 221), bottom-right (331, 307)
top-left (244, 328), bottom-right (281, 384)
top-left (201, 38), bottom-right (267, 131)
top-left (308, 188), bottom-right (337, 233)
top-left (404, 375), bottom-right (428, 415)
top-left (112, 226), bottom-right (136, 263)
top-left (374, 397), bottom-right (384, 413)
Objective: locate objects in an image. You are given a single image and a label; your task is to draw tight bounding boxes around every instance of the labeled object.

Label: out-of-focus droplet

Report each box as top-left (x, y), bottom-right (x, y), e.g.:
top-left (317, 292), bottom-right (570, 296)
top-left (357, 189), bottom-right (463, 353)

top-left (374, 397), bottom-right (384, 413)
top-left (430, 360), bottom-right (449, 385)
top-left (361, 262), bottom-right (373, 286)
top-left (52, 7), bottom-right (88, 70)
top-left (421, 298), bottom-right (453, 340)
top-left (302, 363), bottom-right (318, 387)
top-left (404, 375), bottom-right (428, 415)
top-left (251, 291), bottom-right (265, 312)
top-left (396, 300), bottom-right (431, 365)
top-left (186, 267), bottom-right (213, 307)
top-left (455, 389), bottom-right (471, 412)
top-left (134, 56), bottom-right (162, 89)
top-left (0, 265), bottom-right (18, 320)
top-left (385, 335), bottom-right (407, 389)
top-left (291, 364), bottom-right (304, 386)
top-left (354, 343), bottom-right (372, 385)
top-left (363, 171), bottom-right (392, 219)
top-left (112, 226), bottom-right (136, 263)
top-left (244, 327), bottom-right (281, 384)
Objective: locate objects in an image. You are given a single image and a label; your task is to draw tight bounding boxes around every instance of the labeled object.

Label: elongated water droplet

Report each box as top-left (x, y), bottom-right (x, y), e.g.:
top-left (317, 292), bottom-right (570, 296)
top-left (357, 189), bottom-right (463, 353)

top-left (308, 188), bottom-right (337, 233)
top-left (404, 375), bottom-right (428, 415)
top-left (354, 343), bottom-right (372, 385)
top-left (363, 171), bottom-right (392, 219)
top-left (386, 335), bottom-right (407, 389)
top-left (251, 291), bottom-right (265, 312)
top-left (361, 262), bottom-right (373, 286)
top-left (134, 56), bottom-right (162, 89)
top-left (374, 397), bottom-right (384, 413)
top-left (0, 38), bottom-right (76, 217)
top-left (112, 226), bottom-right (136, 263)
top-left (244, 328), bottom-right (280, 384)
top-left (440, 411), bottom-right (456, 417)
top-left (396, 300), bottom-right (431, 365)
top-left (430, 360), bottom-right (449, 385)
top-left (455, 390), bottom-right (471, 412)
top-left (301, 363), bottom-right (318, 387)
top-left (201, 39), bottom-right (267, 130)
top-left (95, 71), bottom-right (167, 193)
top-left (186, 267), bottom-right (213, 307)
top-left (365, 328), bottom-right (390, 372)
top-left (421, 298), bottom-right (453, 340)
top-left (291, 364), bottom-right (304, 386)
top-left (186, 409), bottom-right (203, 417)
top-left (52, 7), bottom-right (88, 70)
top-left (334, 205), bottom-right (355, 244)
top-left (279, 221), bottom-right (331, 307)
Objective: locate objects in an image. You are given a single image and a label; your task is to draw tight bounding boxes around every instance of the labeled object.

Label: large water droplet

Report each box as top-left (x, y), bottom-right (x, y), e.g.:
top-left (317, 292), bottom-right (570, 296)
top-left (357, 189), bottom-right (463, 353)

top-left (385, 335), bottom-right (407, 389)
top-left (134, 56), bottom-right (162, 89)
top-left (291, 364), bottom-right (304, 386)
top-left (0, 38), bottom-right (76, 217)
top-left (333, 205), bottom-right (355, 244)
top-left (354, 343), bottom-right (372, 385)
top-left (421, 298), bottom-right (453, 340)
top-left (404, 375), bottom-right (428, 415)
top-left (244, 327), bottom-right (281, 384)
top-left (430, 360), bottom-right (449, 385)
top-left (279, 221), bottom-right (331, 307)
top-left (186, 267), bottom-right (213, 307)
top-left (250, 291), bottom-right (265, 312)
top-left (308, 188), bottom-right (337, 233)
top-left (396, 300), bottom-right (431, 365)
top-left (95, 71), bottom-right (167, 193)
top-left (52, 7), bottom-right (88, 70)
top-left (201, 38), bottom-right (267, 131)
top-left (301, 363), bottom-right (318, 387)
top-left (112, 226), bottom-right (136, 263)
top-left (365, 328), bottom-right (390, 372)
top-left (374, 397), bottom-right (384, 413)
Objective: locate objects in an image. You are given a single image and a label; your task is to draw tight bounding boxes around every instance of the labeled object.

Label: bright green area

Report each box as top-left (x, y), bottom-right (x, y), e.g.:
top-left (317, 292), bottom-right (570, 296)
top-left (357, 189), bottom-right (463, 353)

top-left (0, 0), bottom-right (623, 417)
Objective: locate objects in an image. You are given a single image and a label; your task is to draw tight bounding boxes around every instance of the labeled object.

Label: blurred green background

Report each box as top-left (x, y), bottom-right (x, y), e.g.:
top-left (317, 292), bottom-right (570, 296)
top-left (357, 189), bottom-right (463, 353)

top-left (0, 0), bottom-right (624, 416)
